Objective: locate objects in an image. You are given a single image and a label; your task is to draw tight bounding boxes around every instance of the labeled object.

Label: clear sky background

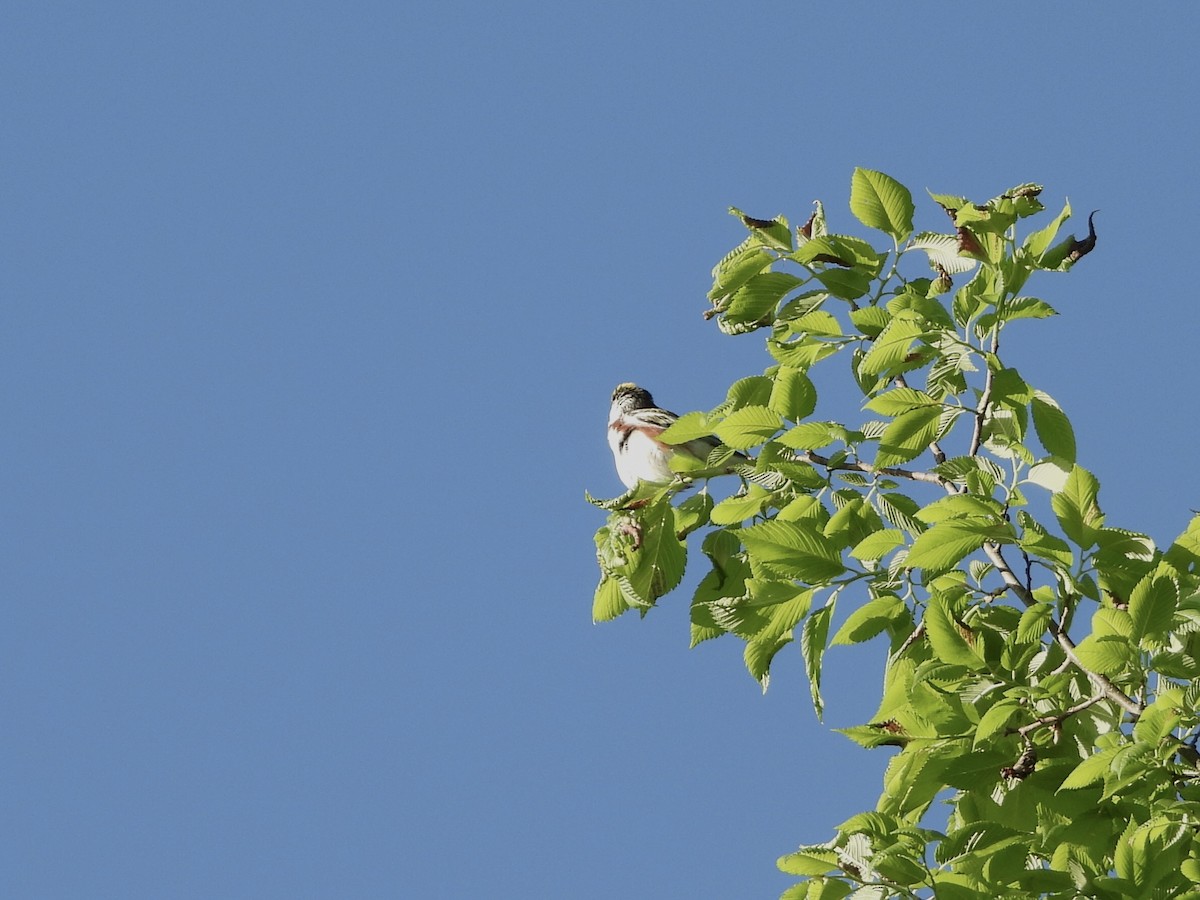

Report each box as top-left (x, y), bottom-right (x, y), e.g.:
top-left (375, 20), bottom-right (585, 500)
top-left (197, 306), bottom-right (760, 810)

top-left (3, 4), bottom-right (1198, 898)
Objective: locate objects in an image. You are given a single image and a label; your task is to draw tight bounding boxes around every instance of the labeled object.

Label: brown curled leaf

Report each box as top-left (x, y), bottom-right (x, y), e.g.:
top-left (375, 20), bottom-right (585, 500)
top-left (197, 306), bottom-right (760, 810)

top-left (741, 213), bottom-right (779, 229)
top-left (957, 226), bottom-right (984, 257)
top-left (799, 211), bottom-right (816, 240)
top-left (1067, 211), bottom-right (1098, 262)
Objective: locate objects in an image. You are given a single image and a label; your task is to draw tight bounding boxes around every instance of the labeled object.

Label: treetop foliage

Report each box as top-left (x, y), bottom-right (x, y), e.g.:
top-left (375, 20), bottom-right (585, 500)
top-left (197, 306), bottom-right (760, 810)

top-left (588, 169), bottom-right (1200, 899)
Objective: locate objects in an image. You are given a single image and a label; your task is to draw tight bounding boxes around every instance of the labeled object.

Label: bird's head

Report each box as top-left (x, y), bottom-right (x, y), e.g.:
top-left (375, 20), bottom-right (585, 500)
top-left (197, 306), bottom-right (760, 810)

top-left (610, 382), bottom-right (656, 414)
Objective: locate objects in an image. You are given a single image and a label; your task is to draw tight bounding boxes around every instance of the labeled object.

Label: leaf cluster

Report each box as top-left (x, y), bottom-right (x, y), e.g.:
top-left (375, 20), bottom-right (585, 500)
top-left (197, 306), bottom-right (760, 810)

top-left (588, 170), bottom-right (1200, 897)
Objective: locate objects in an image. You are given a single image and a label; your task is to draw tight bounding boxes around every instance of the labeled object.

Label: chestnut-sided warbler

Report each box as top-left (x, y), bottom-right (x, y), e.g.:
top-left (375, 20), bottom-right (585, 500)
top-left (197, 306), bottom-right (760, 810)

top-left (607, 382), bottom-right (745, 489)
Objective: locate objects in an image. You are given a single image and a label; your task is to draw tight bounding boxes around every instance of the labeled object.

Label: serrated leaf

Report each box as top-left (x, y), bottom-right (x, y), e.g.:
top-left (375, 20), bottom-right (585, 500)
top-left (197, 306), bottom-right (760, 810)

top-left (998, 295), bottom-right (1058, 323)
top-left (656, 411), bottom-right (715, 445)
top-left (973, 699), bottom-right (1022, 746)
top-left (1026, 458), bottom-right (1071, 492)
top-left (592, 575), bottom-right (628, 622)
top-left (1058, 745), bottom-right (1121, 791)
top-left (906, 518), bottom-right (1011, 572)
top-left (865, 387), bottom-right (940, 417)
top-left (815, 267), bottom-right (872, 300)
top-left (849, 305), bottom-right (890, 338)
top-left (832, 594), bottom-right (906, 645)
top-left (877, 492), bottom-right (926, 536)
top-left (917, 494), bottom-right (1004, 524)
top-left (777, 849), bottom-right (839, 877)
top-left (788, 310), bottom-right (842, 337)
top-left (1015, 601), bottom-right (1053, 643)
top-left (770, 367), bottom-right (818, 422)
top-left (725, 272), bottom-right (803, 325)
top-left (1052, 465), bottom-right (1104, 549)
top-left (849, 528), bottom-right (906, 562)
top-left (737, 520), bottom-right (844, 582)
top-left (925, 594), bottom-right (984, 667)
top-left (710, 485), bottom-right (770, 525)
top-left (907, 231), bottom-right (978, 275)
top-left (712, 405), bottom-right (783, 450)
top-left (1031, 390), bottom-right (1076, 463)
top-left (858, 312), bottom-right (925, 377)
top-left (1128, 562), bottom-right (1180, 645)
top-left (802, 602), bottom-right (834, 719)
top-left (850, 168), bottom-right (914, 240)
top-left (725, 375), bottom-right (774, 409)
top-left (1072, 634), bottom-right (1135, 676)
top-left (874, 406), bottom-right (945, 468)
top-left (792, 234), bottom-right (885, 273)
top-left (709, 243), bottom-right (773, 299)
top-left (1023, 199), bottom-right (1072, 259)
top-left (778, 421), bottom-right (846, 451)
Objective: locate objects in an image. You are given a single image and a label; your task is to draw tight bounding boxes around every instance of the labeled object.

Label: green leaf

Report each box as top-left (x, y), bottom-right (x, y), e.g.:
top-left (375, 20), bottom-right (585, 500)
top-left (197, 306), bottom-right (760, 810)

top-left (724, 375), bottom-right (774, 409)
top-left (802, 601), bottom-right (834, 719)
top-left (864, 387), bottom-right (940, 417)
top-left (973, 699), bottom-right (1022, 746)
top-left (877, 492), bottom-right (926, 536)
top-left (792, 234), bottom-right (885, 273)
top-left (907, 231), bottom-right (978, 275)
top-left (874, 406), bottom-right (946, 468)
top-left (769, 367), bottom-right (818, 422)
top-left (849, 305), bottom-right (890, 338)
top-left (1030, 390), bottom-right (1076, 462)
top-left (657, 411), bottom-right (716, 445)
top-left (709, 242), bottom-right (773, 301)
top-left (917, 493), bottom-right (1004, 524)
top-left (1133, 687), bottom-right (1183, 744)
top-left (906, 518), bottom-right (1011, 572)
top-left (1051, 465), bottom-right (1104, 549)
top-left (709, 485), bottom-right (770, 525)
top-left (1128, 562), bottom-right (1180, 646)
top-left (996, 295), bottom-right (1058, 323)
top-left (736, 520), bottom-right (844, 582)
top-left (850, 168), bottom-right (915, 240)
top-left (1023, 199), bottom-right (1072, 259)
top-left (711, 405), bottom-right (783, 449)
top-left (729, 206), bottom-right (793, 250)
top-left (787, 310), bottom-right (842, 337)
top-left (1072, 634), bottom-right (1135, 676)
top-left (592, 575), bottom-right (628, 623)
top-left (725, 272), bottom-right (803, 325)
top-left (1058, 745), bottom-right (1122, 791)
top-left (776, 849), bottom-right (838, 877)
top-left (857, 312), bottom-right (925, 377)
top-left (768, 336), bottom-right (841, 369)
top-left (823, 497), bottom-right (883, 551)
top-left (1015, 601), bottom-right (1053, 643)
top-left (815, 267), bottom-right (872, 301)
top-left (832, 594), bottom-right (906, 645)
top-left (777, 421), bottom-right (847, 451)
top-left (849, 528), bottom-right (906, 562)
top-left (925, 594), bottom-right (984, 668)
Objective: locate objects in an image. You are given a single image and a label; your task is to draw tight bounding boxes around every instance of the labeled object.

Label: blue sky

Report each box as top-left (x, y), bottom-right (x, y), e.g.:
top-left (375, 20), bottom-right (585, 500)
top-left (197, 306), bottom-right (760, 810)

top-left (3, 4), bottom-right (1198, 898)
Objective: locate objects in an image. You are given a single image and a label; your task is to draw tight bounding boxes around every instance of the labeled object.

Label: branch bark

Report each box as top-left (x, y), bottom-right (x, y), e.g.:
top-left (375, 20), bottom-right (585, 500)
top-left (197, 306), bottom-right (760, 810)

top-left (983, 542), bottom-right (1142, 719)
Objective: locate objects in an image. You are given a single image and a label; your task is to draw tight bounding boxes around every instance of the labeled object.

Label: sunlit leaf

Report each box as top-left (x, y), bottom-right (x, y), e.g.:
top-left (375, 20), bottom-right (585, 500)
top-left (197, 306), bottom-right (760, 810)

top-left (802, 601), bottom-right (835, 719)
top-left (1031, 390), bottom-right (1076, 462)
top-left (712, 405), bottom-right (783, 449)
top-left (850, 168), bottom-right (915, 240)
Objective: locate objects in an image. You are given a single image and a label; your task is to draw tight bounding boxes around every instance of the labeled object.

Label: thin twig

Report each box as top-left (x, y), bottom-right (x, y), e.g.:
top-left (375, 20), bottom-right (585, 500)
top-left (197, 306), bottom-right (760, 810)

top-left (1011, 694), bottom-right (1107, 738)
top-left (983, 542), bottom-right (1142, 719)
top-left (795, 450), bottom-right (950, 488)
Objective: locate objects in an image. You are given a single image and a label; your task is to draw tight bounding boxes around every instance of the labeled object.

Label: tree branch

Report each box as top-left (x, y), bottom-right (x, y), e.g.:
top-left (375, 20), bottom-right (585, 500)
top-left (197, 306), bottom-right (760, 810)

top-left (1011, 694), bottom-right (1107, 738)
top-left (983, 542), bottom-right (1142, 719)
top-left (794, 450), bottom-right (951, 488)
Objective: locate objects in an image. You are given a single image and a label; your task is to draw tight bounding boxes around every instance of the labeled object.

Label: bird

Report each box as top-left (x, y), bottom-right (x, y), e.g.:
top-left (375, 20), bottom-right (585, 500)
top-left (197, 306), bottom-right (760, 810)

top-left (607, 382), bottom-right (743, 489)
